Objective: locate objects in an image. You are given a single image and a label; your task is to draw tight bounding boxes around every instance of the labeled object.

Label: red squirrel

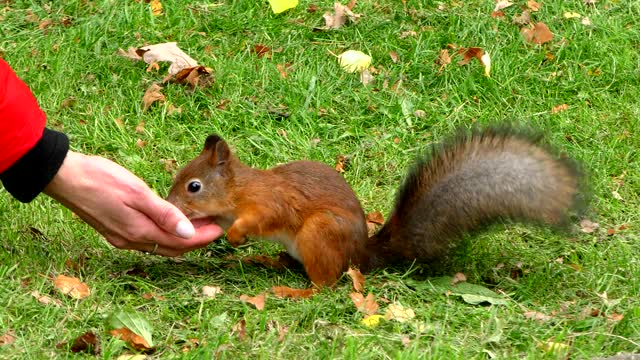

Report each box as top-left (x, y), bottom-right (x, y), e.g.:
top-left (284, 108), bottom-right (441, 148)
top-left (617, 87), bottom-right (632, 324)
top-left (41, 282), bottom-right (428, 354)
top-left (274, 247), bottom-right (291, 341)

top-left (166, 127), bottom-right (583, 287)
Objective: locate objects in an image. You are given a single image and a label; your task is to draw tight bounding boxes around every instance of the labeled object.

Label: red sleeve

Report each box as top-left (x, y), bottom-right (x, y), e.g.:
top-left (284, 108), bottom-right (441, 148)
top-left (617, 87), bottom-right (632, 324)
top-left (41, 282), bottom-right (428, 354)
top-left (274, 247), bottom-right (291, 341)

top-left (0, 59), bottom-right (47, 173)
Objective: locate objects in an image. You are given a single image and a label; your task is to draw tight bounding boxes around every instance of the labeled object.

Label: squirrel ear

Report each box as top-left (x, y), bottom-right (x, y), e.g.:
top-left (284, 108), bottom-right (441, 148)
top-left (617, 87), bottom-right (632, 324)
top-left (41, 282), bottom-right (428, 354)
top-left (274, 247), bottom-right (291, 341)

top-left (203, 134), bottom-right (230, 167)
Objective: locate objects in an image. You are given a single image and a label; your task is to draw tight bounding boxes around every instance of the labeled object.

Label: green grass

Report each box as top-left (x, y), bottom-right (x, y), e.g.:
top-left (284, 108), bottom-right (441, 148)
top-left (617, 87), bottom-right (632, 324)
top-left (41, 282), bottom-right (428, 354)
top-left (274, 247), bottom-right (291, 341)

top-left (1, 0), bottom-right (639, 358)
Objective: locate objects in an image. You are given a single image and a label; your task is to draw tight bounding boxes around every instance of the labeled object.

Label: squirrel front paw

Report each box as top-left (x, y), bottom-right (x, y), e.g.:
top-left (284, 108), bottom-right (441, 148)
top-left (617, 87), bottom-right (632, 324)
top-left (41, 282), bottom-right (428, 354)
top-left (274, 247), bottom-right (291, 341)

top-left (226, 227), bottom-right (248, 247)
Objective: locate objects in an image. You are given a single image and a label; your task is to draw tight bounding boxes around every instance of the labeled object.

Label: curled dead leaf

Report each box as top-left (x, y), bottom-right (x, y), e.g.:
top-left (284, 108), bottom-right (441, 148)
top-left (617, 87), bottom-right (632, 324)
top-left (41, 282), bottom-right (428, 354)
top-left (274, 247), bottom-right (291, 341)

top-left (240, 293), bottom-right (266, 310)
top-left (384, 303), bottom-right (415, 322)
top-left (136, 42), bottom-right (199, 75)
top-left (350, 292), bottom-right (379, 316)
top-left (109, 328), bottom-right (152, 352)
top-left (320, 2), bottom-right (361, 30)
top-left (524, 311), bottom-right (552, 322)
top-left (346, 267), bottom-right (365, 292)
top-left (521, 22), bottom-right (553, 44)
top-left (551, 103), bottom-right (569, 114)
top-left (580, 219), bottom-right (599, 233)
top-left (53, 274), bottom-right (91, 299)
top-left (0, 330), bottom-right (16, 346)
top-left (271, 286), bottom-right (316, 298)
top-left (202, 286), bottom-right (223, 298)
top-left (142, 83), bottom-right (166, 111)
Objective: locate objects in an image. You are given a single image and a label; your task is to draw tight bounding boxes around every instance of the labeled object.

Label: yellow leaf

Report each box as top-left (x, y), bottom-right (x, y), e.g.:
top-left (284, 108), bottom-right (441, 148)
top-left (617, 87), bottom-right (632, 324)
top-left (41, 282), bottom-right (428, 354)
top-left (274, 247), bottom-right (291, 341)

top-left (361, 314), bottom-right (384, 327)
top-left (267, 0), bottom-right (298, 14)
top-left (563, 11), bottom-right (581, 18)
top-left (151, 0), bottom-right (163, 16)
top-left (384, 303), bottom-right (415, 322)
top-left (337, 50), bottom-right (372, 73)
top-left (480, 52), bottom-right (491, 77)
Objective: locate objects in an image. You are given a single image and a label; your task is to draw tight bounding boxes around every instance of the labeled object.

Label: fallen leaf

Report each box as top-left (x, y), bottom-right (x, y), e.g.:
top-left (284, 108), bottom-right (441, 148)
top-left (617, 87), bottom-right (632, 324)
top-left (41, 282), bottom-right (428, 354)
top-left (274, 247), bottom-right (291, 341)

top-left (524, 311), bottom-right (552, 322)
top-left (399, 30), bottom-right (417, 38)
top-left (521, 22), bottom-right (553, 44)
top-left (38, 19), bottom-right (53, 30)
top-left (67, 331), bottom-right (99, 354)
top-left (538, 340), bottom-right (570, 354)
top-left (150, 0), bottom-right (163, 16)
top-left (337, 50), bottom-right (371, 73)
top-left (384, 303), bottom-right (415, 322)
top-left (136, 42), bottom-right (199, 75)
top-left (142, 83), bottom-right (166, 111)
top-left (436, 49), bottom-right (451, 73)
top-left (491, 10), bottom-right (505, 18)
top-left (276, 63), bottom-right (292, 78)
top-left (117, 47), bottom-right (143, 61)
top-left (202, 286), bottom-right (223, 298)
top-left (321, 2), bottom-right (361, 30)
top-left (551, 103), bottom-right (569, 114)
top-left (271, 286), bottom-right (316, 298)
top-left (414, 110), bottom-right (426, 118)
top-left (53, 274), bottom-right (90, 299)
top-left (231, 319), bottom-right (247, 340)
top-left (563, 11), bottom-right (581, 19)
top-left (361, 314), bottom-right (384, 327)
top-left (580, 219), bottom-right (599, 233)
top-left (335, 154), bottom-right (349, 173)
top-left (480, 52), bottom-right (491, 77)
top-left (267, 0), bottom-right (298, 14)
top-left (366, 211), bottom-right (385, 225)
top-left (346, 267), bottom-right (365, 292)
top-left (527, 0), bottom-right (541, 11)
top-left (493, 1), bottom-right (513, 12)
top-left (167, 66), bottom-right (214, 88)
top-left (0, 330), bottom-right (16, 346)
top-left (141, 292), bottom-right (166, 301)
top-left (240, 293), bottom-right (266, 310)
top-left (359, 69), bottom-right (374, 86)
top-left (389, 51), bottom-right (399, 63)
top-left (350, 292), bottom-right (379, 316)
top-left (30, 290), bottom-right (62, 306)
top-left (608, 313), bottom-right (624, 321)
top-left (581, 17), bottom-right (592, 26)
top-left (584, 0), bottom-right (597, 5)
top-left (457, 47), bottom-right (491, 76)
top-left (612, 190), bottom-right (623, 200)
top-left (167, 104), bottom-right (182, 115)
top-left (252, 44), bottom-right (271, 58)
top-left (135, 121), bottom-right (145, 134)
top-left (136, 139), bottom-right (146, 148)
top-left (607, 228), bottom-right (616, 236)
top-left (110, 328), bottom-right (151, 352)
top-left (513, 9), bottom-right (531, 25)
top-left (402, 337), bottom-right (411, 347)
top-left (146, 62), bottom-right (160, 72)
top-left (451, 272), bottom-right (467, 285)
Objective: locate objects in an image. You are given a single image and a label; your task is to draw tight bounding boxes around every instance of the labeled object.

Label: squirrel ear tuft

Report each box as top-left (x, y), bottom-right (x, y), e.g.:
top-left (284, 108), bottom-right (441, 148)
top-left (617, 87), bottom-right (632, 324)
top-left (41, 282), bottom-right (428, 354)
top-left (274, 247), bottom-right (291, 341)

top-left (203, 134), bottom-right (230, 167)
top-left (204, 134), bottom-right (224, 151)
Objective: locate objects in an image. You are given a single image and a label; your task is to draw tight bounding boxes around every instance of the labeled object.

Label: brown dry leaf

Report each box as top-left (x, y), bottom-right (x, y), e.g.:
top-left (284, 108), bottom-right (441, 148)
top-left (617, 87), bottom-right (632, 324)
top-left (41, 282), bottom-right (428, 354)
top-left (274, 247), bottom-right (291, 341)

top-left (53, 274), bottom-right (91, 299)
top-left (580, 219), bottom-right (599, 233)
top-left (142, 83), bottom-right (166, 111)
top-left (25, 10), bottom-right (39, 23)
top-left (399, 30), bottom-right (417, 38)
top-left (451, 272), bottom-right (467, 285)
top-left (38, 19), bottom-right (53, 30)
top-left (135, 139), bottom-right (146, 148)
top-left (276, 63), bottom-right (292, 78)
top-left (109, 328), bottom-right (152, 352)
top-left (389, 51), bottom-right (399, 63)
top-left (608, 313), bottom-right (624, 321)
top-left (346, 267), bottom-right (365, 292)
top-left (436, 49), bottom-right (451, 73)
top-left (384, 303), bottom-right (415, 322)
top-left (136, 42), bottom-right (199, 75)
top-left (150, 0), bottom-right (163, 16)
top-left (513, 10), bottom-right (531, 25)
top-left (135, 121), bottom-right (145, 134)
top-left (321, 1), bottom-right (361, 30)
top-left (141, 292), bottom-right (166, 301)
top-left (0, 330), bottom-right (16, 346)
top-left (202, 286), bottom-right (223, 298)
top-left (457, 47), bottom-right (491, 76)
top-left (551, 103), bottom-right (569, 114)
top-left (366, 211), bottom-right (385, 225)
top-left (493, 0), bottom-right (513, 12)
top-left (167, 104), bottom-right (182, 115)
top-left (231, 319), bottom-right (247, 341)
top-left (527, 0), bottom-right (541, 11)
top-left (252, 44), bottom-right (271, 58)
top-left (66, 331), bottom-right (100, 354)
top-left (350, 292), bottom-right (379, 316)
top-left (335, 155), bottom-right (349, 173)
top-left (31, 290), bottom-right (62, 306)
top-left (491, 10), bottom-right (505, 18)
top-left (271, 286), bottom-right (317, 299)
top-left (117, 47), bottom-right (143, 61)
top-left (359, 69), bottom-right (374, 86)
top-left (524, 310), bottom-right (553, 322)
top-left (584, 0), bottom-right (597, 5)
top-left (240, 293), bottom-right (266, 310)
top-left (167, 66), bottom-right (214, 88)
top-left (521, 22), bottom-right (553, 44)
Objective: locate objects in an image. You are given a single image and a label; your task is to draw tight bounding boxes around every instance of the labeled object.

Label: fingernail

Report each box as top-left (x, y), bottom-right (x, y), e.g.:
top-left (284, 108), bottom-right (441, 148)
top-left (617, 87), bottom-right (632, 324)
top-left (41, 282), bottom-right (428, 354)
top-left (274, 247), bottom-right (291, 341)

top-left (176, 219), bottom-right (195, 238)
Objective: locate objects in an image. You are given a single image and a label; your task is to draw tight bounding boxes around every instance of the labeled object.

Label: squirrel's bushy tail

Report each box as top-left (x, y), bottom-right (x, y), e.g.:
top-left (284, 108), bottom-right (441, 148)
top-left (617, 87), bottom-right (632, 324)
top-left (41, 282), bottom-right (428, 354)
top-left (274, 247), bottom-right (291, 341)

top-left (364, 127), bottom-right (585, 270)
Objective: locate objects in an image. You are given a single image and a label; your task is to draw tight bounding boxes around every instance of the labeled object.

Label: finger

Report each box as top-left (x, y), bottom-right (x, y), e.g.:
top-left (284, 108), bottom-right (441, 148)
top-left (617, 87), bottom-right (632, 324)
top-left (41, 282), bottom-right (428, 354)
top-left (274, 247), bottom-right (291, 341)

top-left (132, 191), bottom-right (196, 239)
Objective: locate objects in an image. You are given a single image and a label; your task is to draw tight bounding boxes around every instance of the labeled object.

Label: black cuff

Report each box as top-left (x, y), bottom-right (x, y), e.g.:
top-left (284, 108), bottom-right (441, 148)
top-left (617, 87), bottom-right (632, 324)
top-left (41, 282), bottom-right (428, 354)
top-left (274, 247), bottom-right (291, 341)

top-left (1, 128), bottom-right (70, 203)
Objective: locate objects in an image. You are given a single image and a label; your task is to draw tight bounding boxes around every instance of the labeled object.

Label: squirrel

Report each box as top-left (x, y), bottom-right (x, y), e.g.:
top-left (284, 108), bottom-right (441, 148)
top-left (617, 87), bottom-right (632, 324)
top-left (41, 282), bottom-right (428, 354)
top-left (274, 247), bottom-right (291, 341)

top-left (166, 127), bottom-right (584, 287)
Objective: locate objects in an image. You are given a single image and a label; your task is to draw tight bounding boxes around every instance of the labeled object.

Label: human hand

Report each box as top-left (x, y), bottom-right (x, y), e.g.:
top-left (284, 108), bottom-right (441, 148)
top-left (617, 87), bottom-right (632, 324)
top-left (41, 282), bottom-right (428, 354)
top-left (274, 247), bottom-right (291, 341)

top-left (44, 151), bottom-right (224, 256)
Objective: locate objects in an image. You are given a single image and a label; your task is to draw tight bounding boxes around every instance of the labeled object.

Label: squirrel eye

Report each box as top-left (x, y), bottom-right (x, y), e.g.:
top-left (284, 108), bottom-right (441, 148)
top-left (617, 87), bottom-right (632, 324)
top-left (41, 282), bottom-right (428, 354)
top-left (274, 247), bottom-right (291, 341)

top-left (187, 180), bottom-right (202, 193)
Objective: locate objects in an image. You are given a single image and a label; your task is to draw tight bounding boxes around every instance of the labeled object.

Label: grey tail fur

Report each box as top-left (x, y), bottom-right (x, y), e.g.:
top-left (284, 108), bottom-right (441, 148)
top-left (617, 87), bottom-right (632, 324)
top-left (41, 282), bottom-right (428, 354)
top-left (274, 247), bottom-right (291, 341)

top-left (363, 126), bottom-right (586, 270)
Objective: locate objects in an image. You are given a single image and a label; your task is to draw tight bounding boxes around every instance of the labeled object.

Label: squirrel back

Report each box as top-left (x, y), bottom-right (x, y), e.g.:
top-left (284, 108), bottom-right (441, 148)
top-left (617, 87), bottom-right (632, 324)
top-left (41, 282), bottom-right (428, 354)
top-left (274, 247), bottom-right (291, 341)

top-left (363, 128), bottom-right (583, 270)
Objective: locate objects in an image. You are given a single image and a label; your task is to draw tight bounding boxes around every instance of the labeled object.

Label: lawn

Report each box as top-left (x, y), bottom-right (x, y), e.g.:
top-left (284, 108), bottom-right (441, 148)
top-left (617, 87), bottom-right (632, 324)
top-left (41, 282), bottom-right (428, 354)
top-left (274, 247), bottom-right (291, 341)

top-left (0, 0), bottom-right (639, 359)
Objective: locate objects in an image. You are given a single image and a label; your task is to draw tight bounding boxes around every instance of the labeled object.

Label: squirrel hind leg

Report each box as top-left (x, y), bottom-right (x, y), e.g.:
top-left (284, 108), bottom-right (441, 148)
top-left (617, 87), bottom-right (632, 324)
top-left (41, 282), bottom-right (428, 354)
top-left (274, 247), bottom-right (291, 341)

top-left (295, 211), bottom-right (367, 287)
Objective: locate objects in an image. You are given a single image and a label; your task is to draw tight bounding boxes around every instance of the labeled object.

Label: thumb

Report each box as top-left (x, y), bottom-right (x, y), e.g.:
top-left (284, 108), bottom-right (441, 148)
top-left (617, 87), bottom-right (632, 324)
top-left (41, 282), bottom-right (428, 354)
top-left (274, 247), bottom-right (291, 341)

top-left (141, 195), bottom-right (196, 239)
